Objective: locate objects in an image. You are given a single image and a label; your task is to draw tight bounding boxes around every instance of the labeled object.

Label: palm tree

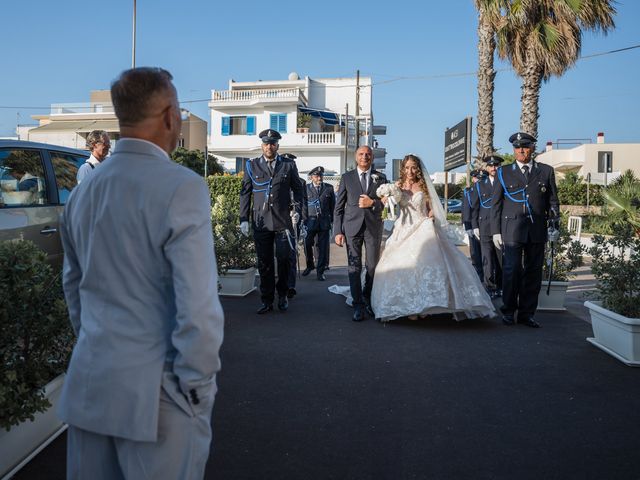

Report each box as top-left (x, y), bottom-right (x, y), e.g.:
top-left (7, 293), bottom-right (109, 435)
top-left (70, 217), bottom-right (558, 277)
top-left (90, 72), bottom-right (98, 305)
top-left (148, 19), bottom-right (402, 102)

top-left (475, 0), bottom-right (506, 161)
top-left (496, 0), bottom-right (615, 140)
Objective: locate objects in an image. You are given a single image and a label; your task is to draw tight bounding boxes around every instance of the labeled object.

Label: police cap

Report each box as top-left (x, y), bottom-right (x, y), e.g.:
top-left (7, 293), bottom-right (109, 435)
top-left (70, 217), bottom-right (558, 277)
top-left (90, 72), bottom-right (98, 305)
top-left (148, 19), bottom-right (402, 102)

top-left (309, 166), bottom-right (325, 176)
top-left (259, 129), bottom-right (282, 144)
top-left (509, 131), bottom-right (537, 148)
top-left (281, 153), bottom-right (297, 160)
top-left (470, 169), bottom-right (482, 178)
top-left (484, 155), bottom-right (504, 166)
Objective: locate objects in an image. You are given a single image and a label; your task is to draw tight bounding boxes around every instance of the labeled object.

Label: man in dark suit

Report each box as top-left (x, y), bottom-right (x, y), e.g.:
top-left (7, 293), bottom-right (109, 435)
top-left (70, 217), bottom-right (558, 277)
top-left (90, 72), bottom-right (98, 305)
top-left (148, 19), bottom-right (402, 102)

top-left (240, 129), bottom-right (305, 314)
top-left (462, 169), bottom-right (484, 282)
top-left (491, 132), bottom-right (559, 328)
top-left (334, 145), bottom-right (387, 322)
top-left (302, 166), bottom-right (336, 281)
top-left (474, 155), bottom-right (504, 299)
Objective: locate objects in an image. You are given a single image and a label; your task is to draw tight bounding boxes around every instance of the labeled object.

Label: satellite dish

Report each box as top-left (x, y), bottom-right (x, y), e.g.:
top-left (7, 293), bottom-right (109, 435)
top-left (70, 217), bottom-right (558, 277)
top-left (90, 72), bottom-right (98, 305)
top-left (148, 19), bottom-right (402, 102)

top-left (288, 72), bottom-right (299, 81)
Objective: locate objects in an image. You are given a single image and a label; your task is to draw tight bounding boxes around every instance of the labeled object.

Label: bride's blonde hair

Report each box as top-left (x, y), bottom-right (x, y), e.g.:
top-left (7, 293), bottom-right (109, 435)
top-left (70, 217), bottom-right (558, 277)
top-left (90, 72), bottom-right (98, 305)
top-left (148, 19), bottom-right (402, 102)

top-left (399, 154), bottom-right (430, 199)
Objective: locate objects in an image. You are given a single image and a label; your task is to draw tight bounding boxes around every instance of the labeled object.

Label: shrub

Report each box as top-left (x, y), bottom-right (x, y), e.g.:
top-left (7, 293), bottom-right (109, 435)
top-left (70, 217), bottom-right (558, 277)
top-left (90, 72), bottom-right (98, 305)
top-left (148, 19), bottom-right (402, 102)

top-left (588, 225), bottom-right (640, 318)
top-left (208, 175), bottom-right (256, 274)
top-left (0, 240), bottom-right (74, 431)
top-left (557, 171), bottom-right (604, 206)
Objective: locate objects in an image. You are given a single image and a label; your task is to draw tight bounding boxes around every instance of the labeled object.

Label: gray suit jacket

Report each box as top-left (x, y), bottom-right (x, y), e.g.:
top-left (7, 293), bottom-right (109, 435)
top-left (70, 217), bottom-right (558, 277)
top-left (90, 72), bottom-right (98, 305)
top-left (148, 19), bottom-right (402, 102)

top-left (333, 168), bottom-right (386, 238)
top-left (58, 138), bottom-right (224, 442)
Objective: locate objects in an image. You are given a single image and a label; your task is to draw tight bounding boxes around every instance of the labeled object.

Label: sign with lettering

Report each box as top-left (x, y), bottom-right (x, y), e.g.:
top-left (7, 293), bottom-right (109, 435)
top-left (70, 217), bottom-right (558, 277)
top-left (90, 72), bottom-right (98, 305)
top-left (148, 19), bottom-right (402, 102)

top-left (444, 117), bottom-right (472, 171)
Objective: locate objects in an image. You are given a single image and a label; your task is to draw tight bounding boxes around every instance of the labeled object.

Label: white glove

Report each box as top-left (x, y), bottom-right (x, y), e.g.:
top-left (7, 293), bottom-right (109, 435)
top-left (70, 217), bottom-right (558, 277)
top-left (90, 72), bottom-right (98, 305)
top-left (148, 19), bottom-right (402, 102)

top-left (492, 233), bottom-right (503, 250)
top-left (473, 228), bottom-right (480, 241)
top-left (291, 212), bottom-right (300, 225)
top-left (299, 224), bottom-right (308, 240)
top-left (466, 229), bottom-right (474, 237)
top-left (240, 221), bottom-right (249, 237)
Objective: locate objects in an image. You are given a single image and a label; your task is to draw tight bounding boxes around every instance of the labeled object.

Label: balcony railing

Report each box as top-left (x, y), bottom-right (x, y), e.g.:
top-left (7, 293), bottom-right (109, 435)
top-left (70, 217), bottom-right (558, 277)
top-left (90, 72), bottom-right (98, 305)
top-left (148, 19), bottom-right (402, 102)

top-left (50, 103), bottom-right (114, 115)
top-left (211, 88), bottom-right (305, 103)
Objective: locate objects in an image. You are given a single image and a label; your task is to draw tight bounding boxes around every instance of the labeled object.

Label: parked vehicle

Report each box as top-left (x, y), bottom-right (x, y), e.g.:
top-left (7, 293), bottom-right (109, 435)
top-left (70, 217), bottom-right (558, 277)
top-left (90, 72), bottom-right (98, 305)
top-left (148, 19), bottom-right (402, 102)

top-left (440, 198), bottom-right (462, 213)
top-left (0, 140), bottom-right (89, 267)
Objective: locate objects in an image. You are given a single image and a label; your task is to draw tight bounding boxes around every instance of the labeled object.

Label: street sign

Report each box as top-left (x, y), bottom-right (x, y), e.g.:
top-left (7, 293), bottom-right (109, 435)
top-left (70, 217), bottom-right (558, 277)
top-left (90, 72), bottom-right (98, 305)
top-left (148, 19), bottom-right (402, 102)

top-left (444, 117), bottom-right (472, 172)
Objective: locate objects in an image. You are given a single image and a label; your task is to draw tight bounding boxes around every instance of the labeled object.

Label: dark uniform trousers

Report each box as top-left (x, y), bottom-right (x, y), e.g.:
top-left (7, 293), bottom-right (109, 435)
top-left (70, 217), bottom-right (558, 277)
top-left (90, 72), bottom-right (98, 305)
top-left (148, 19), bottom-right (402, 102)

top-left (469, 235), bottom-right (484, 281)
top-left (304, 217), bottom-right (330, 273)
top-left (502, 239), bottom-right (545, 316)
top-left (254, 228), bottom-right (291, 303)
top-left (481, 239), bottom-right (502, 292)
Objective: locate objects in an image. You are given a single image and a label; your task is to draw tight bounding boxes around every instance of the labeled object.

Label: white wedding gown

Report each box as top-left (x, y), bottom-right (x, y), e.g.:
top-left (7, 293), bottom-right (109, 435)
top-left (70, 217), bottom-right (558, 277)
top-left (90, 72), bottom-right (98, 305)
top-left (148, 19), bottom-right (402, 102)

top-left (371, 190), bottom-right (496, 322)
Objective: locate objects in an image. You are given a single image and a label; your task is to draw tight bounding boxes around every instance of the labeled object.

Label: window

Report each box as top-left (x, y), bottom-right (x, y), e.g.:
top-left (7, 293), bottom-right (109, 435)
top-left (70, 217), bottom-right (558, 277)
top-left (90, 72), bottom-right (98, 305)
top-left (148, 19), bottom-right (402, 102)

top-left (270, 114), bottom-right (287, 133)
top-left (236, 157), bottom-right (250, 174)
top-left (597, 151), bottom-right (613, 173)
top-left (0, 149), bottom-right (47, 207)
top-left (49, 151), bottom-right (89, 204)
top-left (222, 116), bottom-right (256, 136)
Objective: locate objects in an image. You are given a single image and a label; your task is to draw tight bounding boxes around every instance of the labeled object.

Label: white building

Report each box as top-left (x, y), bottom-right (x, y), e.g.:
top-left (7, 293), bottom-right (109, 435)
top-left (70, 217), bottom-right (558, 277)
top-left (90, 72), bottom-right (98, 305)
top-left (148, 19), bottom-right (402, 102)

top-left (20, 90), bottom-right (207, 152)
top-left (536, 132), bottom-right (640, 185)
top-left (208, 72), bottom-right (386, 175)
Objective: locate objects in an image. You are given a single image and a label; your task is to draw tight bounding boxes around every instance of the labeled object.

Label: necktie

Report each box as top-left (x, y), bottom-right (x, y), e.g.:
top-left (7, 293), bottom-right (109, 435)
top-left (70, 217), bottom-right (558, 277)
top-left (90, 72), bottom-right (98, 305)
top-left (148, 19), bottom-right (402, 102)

top-left (522, 165), bottom-right (530, 181)
top-left (267, 160), bottom-right (274, 175)
top-left (316, 185), bottom-right (321, 197)
top-left (360, 172), bottom-right (367, 192)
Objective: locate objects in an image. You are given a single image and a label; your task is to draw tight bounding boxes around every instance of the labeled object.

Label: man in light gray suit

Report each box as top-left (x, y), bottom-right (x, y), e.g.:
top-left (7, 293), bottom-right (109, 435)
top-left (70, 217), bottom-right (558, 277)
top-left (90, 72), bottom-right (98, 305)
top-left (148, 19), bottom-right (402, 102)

top-left (334, 145), bottom-right (387, 322)
top-left (58, 67), bottom-right (224, 479)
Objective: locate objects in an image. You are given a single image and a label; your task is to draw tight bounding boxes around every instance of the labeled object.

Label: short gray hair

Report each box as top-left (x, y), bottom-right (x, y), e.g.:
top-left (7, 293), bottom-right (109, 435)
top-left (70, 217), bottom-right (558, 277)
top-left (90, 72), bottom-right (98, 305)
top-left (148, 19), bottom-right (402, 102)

top-left (86, 130), bottom-right (109, 149)
top-left (111, 67), bottom-right (174, 127)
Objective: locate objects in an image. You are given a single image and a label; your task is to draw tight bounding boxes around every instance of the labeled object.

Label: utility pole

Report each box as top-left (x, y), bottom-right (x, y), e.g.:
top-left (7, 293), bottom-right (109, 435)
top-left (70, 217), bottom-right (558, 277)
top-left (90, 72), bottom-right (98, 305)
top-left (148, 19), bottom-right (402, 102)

top-left (344, 103), bottom-right (349, 170)
top-left (355, 70), bottom-right (360, 149)
top-left (131, 0), bottom-right (137, 68)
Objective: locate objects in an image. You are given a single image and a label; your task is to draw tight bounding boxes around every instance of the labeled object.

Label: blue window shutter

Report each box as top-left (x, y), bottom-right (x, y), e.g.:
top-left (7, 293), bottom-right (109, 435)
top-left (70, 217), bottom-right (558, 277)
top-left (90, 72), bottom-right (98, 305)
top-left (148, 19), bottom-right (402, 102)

top-left (279, 114), bottom-right (287, 133)
top-left (270, 114), bottom-right (278, 131)
top-left (247, 116), bottom-right (256, 135)
top-left (221, 116), bottom-right (230, 136)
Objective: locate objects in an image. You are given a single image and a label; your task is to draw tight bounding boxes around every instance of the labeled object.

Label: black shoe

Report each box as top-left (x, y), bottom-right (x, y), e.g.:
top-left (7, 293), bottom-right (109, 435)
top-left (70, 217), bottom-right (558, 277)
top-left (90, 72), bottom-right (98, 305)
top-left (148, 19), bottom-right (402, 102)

top-left (301, 267), bottom-right (314, 277)
top-left (278, 296), bottom-right (288, 311)
top-left (287, 288), bottom-right (297, 299)
top-left (257, 303), bottom-right (273, 314)
top-left (317, 273), bottom-right (326, 281)
top-left (502, 314), bottom-right (515, 326)
top-left (521, 316), bottom-right (540, 328)
top-left (365, 303), bottom-right (375, 318)
top-left (352, 307), bottom-right (365, 322)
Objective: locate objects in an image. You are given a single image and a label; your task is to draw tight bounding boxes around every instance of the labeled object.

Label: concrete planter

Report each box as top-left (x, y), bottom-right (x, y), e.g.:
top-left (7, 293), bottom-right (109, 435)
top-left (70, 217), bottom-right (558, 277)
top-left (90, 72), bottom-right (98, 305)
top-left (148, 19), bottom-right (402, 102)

top-left (537, 281), bottom-right (569, 311)
top-left (0, 374), bottom-right (67, 478)
top-left (584, 300), bottom-right (640, 367)
top-left (219, 267), bottom-right (257, 297)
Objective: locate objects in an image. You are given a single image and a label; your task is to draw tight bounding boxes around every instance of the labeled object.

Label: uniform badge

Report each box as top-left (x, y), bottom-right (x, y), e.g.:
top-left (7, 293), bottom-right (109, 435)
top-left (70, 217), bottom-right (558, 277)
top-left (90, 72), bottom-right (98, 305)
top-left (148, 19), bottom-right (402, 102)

top-left (541, 186), bottom-right (547, 193)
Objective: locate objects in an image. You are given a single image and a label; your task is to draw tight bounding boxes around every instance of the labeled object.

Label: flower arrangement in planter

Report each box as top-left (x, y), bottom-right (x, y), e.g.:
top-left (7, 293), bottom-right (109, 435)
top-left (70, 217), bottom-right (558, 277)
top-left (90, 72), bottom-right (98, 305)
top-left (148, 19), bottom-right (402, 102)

top-left (0, 240), bottom-right (74, 475)
top-left (296, 113), bottom-right (312, 133)
top-left (208, 175), bottom-right (257, 296)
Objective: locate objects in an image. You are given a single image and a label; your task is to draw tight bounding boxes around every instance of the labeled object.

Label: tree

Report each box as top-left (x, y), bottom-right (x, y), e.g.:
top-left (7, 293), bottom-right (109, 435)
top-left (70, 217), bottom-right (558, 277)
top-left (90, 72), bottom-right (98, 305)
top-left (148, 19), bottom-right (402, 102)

top-left (170, 147), bottom-right (224, 176)
top-left (474, 0), bottom-right (507, 161)
top-left (496, 0), bottom-right (615, 139)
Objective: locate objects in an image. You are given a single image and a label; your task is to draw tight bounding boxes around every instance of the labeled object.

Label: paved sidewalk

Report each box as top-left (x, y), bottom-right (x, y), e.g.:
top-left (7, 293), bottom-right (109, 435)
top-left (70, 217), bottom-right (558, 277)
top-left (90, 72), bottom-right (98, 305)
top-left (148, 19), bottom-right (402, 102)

top-left (15, 245), bottom-right (639, 480)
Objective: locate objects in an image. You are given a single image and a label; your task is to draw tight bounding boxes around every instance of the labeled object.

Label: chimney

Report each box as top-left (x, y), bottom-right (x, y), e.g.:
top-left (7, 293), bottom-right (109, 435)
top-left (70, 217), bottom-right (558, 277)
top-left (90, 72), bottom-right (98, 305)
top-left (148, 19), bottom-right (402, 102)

top-left (546, 141), bottom-right (553, 152)
top-left (597, 132), bottom-right (605, 144)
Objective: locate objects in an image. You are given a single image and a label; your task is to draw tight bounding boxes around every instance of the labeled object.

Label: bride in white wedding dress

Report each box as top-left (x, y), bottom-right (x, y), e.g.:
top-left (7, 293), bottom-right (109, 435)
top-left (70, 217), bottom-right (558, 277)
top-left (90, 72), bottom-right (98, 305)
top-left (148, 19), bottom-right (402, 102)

top-left (371, 154), bottom-right (496, 322)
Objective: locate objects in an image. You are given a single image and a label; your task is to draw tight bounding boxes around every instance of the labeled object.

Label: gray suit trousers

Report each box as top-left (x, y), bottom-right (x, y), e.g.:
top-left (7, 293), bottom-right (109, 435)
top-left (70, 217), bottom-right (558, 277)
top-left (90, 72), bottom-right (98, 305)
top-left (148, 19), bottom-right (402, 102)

top-left (66, 386), bottom-right (213, 480)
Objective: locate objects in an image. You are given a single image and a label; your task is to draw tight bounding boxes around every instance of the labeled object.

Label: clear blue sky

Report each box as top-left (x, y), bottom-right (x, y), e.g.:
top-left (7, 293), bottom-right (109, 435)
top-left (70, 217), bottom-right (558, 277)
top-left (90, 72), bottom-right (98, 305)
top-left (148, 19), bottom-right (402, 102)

top-left (2, 0), bottom-right (638, 173)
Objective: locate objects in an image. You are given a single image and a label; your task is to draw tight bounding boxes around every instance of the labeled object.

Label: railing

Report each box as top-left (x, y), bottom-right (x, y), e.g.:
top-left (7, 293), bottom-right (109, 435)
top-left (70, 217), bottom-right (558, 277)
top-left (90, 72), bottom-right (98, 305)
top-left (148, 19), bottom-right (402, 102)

top-left (307, 132), bottom-right (336, 144)
top-left (50, 103), bottom-right (114, 115)
top-left (212, 88), bottom-right (302, 102)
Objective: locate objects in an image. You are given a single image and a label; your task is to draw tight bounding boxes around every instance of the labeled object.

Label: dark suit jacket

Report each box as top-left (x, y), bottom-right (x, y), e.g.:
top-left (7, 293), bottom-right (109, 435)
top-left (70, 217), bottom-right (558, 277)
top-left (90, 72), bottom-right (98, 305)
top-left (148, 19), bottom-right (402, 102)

top-left (490, 161), bottom-right (559, 243)
top-left (333, 168), bottom-right (386, 238)
top-left (473, 176), bottom-right (498, 239)
top-left (240, 154), bottom-right (304, 232)
top-left (305, 182), bottom-right (335, 231)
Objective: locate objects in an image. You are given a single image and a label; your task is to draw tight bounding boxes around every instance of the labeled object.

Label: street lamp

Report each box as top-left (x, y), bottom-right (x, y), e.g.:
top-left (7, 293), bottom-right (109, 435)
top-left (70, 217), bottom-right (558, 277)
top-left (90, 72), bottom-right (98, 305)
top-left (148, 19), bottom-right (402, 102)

top-left (131, 0), bottom-right (136, 68)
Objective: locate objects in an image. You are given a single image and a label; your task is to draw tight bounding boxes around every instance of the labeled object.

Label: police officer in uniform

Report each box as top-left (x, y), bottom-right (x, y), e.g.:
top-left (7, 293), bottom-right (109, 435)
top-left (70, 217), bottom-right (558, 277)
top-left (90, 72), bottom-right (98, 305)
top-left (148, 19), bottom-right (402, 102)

top-left (240, 130), bottom-right (305, 314)
top-left (302, 166), bottom-right (336, 281)
top-left (474, 155), bottom-right (504, 299)
top-left (462, 169), bottom-right (484, 282)
top-left (491, 132), bottom-right (559, 327)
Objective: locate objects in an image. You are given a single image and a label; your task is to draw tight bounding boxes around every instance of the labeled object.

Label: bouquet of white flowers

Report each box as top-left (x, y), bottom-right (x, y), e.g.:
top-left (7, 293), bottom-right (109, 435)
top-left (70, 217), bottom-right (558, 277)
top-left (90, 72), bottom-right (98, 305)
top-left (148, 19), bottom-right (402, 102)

top-left (376, 182), bottom-right (402, 202)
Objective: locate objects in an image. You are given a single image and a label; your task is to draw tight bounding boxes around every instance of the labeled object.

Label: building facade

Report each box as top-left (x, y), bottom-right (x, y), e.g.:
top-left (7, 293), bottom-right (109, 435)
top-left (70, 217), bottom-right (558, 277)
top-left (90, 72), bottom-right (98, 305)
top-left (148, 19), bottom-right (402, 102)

top-left (20, 90), bottom-right (207, 152)
top-left (536, 132), bottom-right (640, 185)
top-left (208, 73), bottom-right (386, 175)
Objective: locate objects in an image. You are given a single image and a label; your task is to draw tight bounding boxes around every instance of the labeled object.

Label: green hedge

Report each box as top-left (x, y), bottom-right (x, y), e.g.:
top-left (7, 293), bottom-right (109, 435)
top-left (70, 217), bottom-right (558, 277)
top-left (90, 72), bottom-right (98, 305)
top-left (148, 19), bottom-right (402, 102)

top-left (557, 172), bottom-right (604, 206)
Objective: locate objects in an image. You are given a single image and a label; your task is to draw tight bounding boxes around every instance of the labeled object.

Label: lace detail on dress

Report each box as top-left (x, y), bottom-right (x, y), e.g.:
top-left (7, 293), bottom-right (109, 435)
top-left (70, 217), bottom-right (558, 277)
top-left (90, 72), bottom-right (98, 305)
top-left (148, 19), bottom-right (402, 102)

top-left (371, 189), bottom-right (495, 322)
